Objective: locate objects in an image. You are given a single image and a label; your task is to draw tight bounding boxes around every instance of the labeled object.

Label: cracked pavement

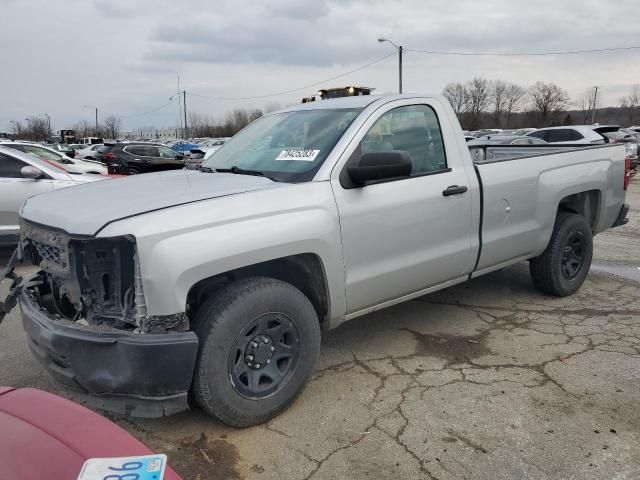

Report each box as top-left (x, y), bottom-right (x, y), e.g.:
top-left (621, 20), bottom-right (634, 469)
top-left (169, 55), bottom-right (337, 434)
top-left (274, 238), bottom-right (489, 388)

top-left (1, 179), bottom-right (638, 479)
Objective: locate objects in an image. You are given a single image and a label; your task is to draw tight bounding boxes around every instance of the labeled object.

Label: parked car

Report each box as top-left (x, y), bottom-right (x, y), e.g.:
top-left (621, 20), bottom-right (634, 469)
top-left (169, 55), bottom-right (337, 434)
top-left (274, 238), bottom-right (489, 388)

top-left (1, 94), bottom-right (630, 428)
top-left (514, 128), bottom-right (537, 136)
top-left (0, 145), bottom-right (105, 245)
top-left (48, 143), bottom-right (75, 158)
top-left (526, 126), bottom-right (607, 144)
top-left (468, 135), bottom-right (548, 146)
top-left (0, 387), bottom-right (181, 480)
top-left (0, 142), bottom-right (107, 175)
top-left (77, 137), bottom-right (104, 145)
top-left (96, 142), bottom-right (185, 174)
top-left (169, 140), bottom-right (200, 154)
top-left (75, 143), bottom-right (103, 160)
top-left (474, 128), bottom-right (503, 137)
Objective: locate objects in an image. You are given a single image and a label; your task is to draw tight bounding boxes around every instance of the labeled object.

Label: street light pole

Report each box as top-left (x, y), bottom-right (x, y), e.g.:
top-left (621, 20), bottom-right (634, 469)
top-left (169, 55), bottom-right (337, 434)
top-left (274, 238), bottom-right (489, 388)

top-left (378, 37), bottom-right (403, 94)
top-left (83, 106), bottom-right (99, 134)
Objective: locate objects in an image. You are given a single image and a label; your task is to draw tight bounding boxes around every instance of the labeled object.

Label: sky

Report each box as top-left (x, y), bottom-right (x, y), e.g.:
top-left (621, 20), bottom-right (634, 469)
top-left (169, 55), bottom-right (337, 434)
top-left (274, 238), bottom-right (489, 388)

top-left (1, 0), bottom-right (639, 132)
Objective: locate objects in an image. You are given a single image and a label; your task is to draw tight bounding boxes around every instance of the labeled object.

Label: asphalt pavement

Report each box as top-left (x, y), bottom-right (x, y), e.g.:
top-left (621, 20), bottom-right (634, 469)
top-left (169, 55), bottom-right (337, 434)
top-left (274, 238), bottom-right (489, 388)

top-left (1, 179), bottom-right (638, 480)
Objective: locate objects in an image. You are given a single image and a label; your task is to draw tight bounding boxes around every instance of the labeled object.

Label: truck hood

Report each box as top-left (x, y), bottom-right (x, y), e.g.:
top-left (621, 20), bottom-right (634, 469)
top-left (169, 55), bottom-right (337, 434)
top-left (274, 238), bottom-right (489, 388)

top-left (21, 169), bottom-right (283, 235)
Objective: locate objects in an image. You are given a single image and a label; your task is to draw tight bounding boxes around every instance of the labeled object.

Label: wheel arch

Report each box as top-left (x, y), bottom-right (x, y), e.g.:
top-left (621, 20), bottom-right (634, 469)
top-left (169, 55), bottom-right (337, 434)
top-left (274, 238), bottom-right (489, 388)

top-left (186, 253), bottom-right (331, 332)
top-left (557, 189), bottom-right (602, 230)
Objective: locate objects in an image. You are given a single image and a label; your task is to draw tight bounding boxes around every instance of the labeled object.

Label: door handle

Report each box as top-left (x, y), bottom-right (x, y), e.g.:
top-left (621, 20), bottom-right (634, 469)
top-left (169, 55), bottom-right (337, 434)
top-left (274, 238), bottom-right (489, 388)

top-left (442, 185), bottom-right (468, 196)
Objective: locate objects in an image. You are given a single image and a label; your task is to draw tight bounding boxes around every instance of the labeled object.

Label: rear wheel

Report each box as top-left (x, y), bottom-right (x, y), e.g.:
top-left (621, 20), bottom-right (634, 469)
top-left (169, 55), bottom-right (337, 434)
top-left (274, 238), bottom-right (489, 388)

top-left (192, 277), bottom-right (321, 427)
top-left (529, 212), bottom-right (593, 296)
top-left (127, 166), bottom-right (141, 175)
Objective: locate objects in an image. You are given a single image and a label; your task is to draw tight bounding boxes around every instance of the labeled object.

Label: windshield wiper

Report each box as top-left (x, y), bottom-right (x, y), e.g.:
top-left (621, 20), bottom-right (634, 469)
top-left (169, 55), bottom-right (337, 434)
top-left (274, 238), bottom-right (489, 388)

top-left (215, 166), bottom-right (270, 178)
top-left (197, 166), bottom-right (214, 173)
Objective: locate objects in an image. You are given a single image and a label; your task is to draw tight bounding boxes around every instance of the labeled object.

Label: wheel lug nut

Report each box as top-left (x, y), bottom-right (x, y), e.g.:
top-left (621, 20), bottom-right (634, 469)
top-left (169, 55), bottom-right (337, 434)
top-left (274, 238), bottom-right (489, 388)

top-left (251, 342), bottom-right (258, 348)
top-left (255, 363), bottom-right (261, 368)
top-left (266, 359), bottom-right (271, 364)
top-left (270, 346), bottom-right (275, 351)
top-left (263, 338), bottom-right (269, 344)
top-left (247, 355), bottom-right (254, 361)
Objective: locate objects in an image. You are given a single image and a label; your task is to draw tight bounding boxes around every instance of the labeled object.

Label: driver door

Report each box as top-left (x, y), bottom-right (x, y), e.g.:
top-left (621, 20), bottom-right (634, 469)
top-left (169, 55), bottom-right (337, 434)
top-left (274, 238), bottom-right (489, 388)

top-left (331, 100), bottom-right (476, 315)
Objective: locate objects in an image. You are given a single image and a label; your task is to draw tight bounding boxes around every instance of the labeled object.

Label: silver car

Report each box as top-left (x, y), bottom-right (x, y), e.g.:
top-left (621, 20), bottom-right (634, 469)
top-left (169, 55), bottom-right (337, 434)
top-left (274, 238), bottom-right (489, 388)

top-left (0, 146), bottom-right (105, 245)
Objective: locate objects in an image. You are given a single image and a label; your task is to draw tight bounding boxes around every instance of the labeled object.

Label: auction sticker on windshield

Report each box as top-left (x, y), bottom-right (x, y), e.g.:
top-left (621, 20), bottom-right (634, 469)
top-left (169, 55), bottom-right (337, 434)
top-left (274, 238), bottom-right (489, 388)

top-left (275, 149), bottom-right (320, 161)
top-left (77, 454), bottom-right (167, 480)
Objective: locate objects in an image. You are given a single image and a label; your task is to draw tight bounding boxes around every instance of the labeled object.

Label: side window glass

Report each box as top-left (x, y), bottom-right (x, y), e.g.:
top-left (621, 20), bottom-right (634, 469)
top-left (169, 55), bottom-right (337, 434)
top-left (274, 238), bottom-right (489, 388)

top-left (360, 104), bottom-right (447, 175)
top-left (0, 153), bottom-right (26, 178)
top-left (158, 147), bottom-right (177, 159)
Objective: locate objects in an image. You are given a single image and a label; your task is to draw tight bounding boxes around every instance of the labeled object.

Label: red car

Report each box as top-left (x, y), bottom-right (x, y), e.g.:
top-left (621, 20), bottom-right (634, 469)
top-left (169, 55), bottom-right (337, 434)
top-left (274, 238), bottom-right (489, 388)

top-left (0, 387), bottom-right (182, 479)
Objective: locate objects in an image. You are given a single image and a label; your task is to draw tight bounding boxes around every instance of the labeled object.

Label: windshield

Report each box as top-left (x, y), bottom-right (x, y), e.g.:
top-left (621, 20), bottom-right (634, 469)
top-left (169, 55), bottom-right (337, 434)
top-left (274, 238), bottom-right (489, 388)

top-left (203, 108), bottom-right (362, 182)
top-left (13, 144), bottom-right (65, 162)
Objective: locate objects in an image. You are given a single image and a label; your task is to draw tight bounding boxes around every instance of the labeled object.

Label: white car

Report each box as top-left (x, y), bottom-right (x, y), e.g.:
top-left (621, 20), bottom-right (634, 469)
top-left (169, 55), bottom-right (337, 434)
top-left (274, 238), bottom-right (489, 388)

top-left (0, 142), bottom-right (107, 175)
top-left (526, 126), bottom-right (606, 144)
top-left (0, 146), bottom-right (106, 245)
top-left (75, 144), bottom-right (103, 160)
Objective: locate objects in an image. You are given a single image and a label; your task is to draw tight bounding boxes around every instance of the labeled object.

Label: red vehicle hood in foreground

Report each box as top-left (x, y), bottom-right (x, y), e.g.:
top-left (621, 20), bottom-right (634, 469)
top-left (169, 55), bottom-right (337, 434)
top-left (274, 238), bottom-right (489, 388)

top-left (0, 387), bottom-right (181, 480)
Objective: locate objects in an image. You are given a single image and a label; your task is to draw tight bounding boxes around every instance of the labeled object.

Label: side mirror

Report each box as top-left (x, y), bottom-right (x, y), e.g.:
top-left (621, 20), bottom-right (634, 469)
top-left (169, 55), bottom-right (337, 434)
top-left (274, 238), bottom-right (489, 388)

top-left (176, 153), bottom-right (185, 160)
top-left (347, 151), bottom-right (412, 186)
top-left (21, 166), bottom-right (43, 179)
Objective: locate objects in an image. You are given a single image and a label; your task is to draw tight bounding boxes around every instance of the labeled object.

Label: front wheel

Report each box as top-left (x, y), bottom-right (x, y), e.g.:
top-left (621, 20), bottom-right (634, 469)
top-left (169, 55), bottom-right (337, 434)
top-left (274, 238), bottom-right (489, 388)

top-left (192, 277), bottom-right (321, 427)
top-left (529, 212), bottom-right (593, 296)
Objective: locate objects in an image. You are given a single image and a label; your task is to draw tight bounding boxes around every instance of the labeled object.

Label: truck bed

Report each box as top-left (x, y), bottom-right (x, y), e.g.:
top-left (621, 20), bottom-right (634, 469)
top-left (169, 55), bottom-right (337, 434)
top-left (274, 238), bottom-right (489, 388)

top-left (469, 143), bottom-right (619, 164)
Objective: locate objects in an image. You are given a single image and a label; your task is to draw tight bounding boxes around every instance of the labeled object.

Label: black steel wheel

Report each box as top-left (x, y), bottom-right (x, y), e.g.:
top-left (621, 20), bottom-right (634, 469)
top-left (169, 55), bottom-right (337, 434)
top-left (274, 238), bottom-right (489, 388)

top-left (193, 277), bottom-right (320, 427)
top-left (530, 212), bottom-right (593, 296)
top-left (560, 231), bottom-right (586, 280)
top-left (228, 313), bottom-right (300, 399)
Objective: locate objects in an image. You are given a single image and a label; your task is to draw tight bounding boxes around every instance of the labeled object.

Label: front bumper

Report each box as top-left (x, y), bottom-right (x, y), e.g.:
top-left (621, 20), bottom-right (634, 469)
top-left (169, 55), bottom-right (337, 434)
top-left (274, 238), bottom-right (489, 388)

top-left (19, 289), bottom-right (199, 417)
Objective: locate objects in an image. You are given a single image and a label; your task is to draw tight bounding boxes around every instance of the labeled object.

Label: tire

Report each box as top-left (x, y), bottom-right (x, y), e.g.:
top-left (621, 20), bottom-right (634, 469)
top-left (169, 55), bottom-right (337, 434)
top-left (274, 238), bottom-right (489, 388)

top-left (192, 276), bottom-right (321, 427)
top-left (127, 167), bottom-right (142, 175)
top-left (529, 212), bottom-right (593, 296)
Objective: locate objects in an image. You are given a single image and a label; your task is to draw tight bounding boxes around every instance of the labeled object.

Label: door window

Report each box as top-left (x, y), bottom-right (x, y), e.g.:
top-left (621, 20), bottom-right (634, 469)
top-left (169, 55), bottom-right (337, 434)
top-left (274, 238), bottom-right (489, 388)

top-left (0, 153), bottom-right (27, 178)
top-left (158, 146), bottom-right (178, 159)
top-left (360, 105), bottom-right (447, 175)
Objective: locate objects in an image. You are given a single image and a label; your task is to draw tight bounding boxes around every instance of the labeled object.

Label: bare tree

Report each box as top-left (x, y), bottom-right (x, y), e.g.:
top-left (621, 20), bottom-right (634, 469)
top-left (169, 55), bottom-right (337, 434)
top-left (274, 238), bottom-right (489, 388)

top-left (491, 80), bottom-right (509, 126)
top-left (72, 120), bottom-right (92, 139)
top-left (9, 120), bottom-right (23, 137)
top-left (579, 87), bottom-right (600, 123)
top-left (24, 116), bottom-right (50, 142)
top-left (527, 81), bottom-right (570, 126)
top-left (620, 85), bottom-right (640, 124)
top-left (504, 83), bottom-right (526, 127)
top-left (103, 115), bottom-right (122, 140)
top-left (466, 78), bottom-right (491, 130)
top-left (442, 82), bottom-right (468, 118)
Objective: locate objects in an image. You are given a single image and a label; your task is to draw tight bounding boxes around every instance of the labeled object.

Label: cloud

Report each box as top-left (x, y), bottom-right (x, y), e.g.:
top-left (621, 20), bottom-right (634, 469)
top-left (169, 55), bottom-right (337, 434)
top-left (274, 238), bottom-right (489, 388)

top-left (1, 0), bottom-right (638, 131)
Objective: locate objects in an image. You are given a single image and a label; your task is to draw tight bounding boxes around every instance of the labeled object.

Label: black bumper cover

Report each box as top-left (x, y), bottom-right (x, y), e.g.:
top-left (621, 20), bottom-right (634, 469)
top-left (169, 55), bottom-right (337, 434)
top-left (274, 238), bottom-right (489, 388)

top-left (19, 290), bottom-right (199, 417)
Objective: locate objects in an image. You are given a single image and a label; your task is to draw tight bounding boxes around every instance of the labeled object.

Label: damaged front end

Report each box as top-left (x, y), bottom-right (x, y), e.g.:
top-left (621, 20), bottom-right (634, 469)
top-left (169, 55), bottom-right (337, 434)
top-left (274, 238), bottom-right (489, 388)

top-left (2, 221), bottom-right (199, 417)
top-left (22, 222), bottom-right (187, 333)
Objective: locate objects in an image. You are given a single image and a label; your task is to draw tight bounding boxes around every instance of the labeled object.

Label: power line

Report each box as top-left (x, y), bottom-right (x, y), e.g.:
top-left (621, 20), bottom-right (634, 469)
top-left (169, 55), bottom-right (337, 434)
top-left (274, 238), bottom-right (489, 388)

top-left (187, 52), bottom-right (397, 101)
top-left (120, 98), bottom-right (177, 118)
top-left (405, 45), bottom-right (640, 56)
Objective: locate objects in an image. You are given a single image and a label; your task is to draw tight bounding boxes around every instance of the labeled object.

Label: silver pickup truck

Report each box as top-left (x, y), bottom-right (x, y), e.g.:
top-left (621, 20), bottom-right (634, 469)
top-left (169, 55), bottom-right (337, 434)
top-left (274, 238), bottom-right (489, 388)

top-left (1, 94), bottom-right (631, 426)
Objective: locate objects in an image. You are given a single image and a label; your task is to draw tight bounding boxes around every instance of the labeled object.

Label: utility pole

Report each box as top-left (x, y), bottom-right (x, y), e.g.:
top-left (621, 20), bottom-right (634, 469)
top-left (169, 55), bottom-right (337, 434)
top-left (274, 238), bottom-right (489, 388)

top-left (378, 38), bottom-right (403, 94)
top-left (83, 106), bottom-right (99, 135)
top-left (183, 90), bottom-right (188, 139)
top-left (398, 46), bottom-right (403, 94)
top-left (591, 86), bottom-right (599, 124)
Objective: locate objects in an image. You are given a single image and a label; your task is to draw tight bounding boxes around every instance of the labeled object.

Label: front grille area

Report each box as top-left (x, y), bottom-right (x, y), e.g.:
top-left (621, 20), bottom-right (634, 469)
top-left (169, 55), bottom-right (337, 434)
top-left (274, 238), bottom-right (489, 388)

top-left (32, 240), bottom-right (68, 271)
top-left (21, 221), bottom-right (71, 275)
